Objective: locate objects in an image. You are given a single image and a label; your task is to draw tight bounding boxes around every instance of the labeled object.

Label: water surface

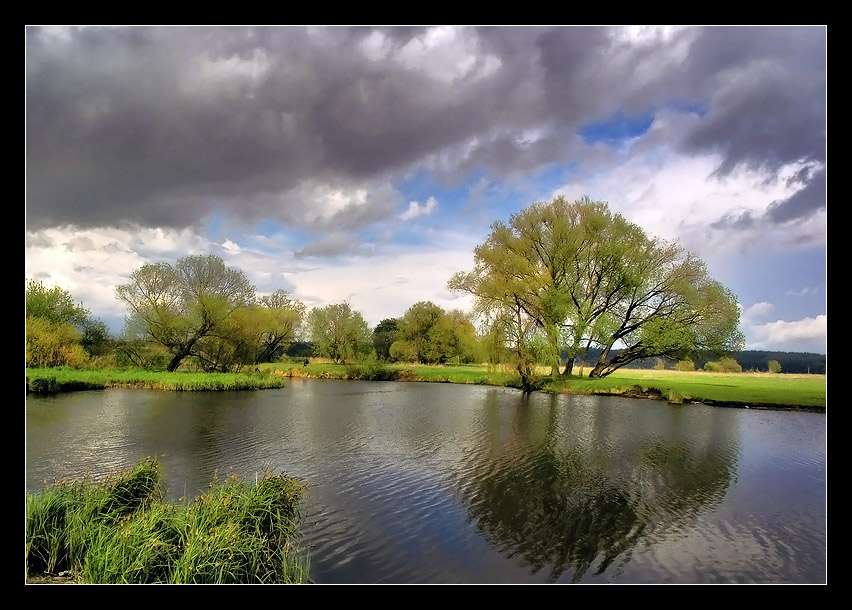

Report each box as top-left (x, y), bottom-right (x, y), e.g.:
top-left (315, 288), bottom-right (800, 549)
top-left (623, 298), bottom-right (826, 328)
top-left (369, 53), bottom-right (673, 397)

top-left (25, 380), bottom-right (826, 583)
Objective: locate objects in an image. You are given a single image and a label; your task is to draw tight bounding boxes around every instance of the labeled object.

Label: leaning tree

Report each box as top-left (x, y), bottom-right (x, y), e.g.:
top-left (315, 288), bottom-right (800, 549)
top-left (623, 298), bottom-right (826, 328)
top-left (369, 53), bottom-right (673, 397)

top-left (115, 255), bottom-right (256, 372)
top-left (449, 196), bottom-right (743, 383)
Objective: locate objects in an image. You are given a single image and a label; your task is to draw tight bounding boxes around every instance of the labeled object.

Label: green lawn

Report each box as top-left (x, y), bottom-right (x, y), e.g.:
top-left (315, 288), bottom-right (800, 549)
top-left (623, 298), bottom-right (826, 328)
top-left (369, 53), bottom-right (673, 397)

top-left (26, 362), bottom-right (826, 409)
top-left (262, 361), bottom-right (826, 410)
top-left (551, 368), bottom-right (826, 409)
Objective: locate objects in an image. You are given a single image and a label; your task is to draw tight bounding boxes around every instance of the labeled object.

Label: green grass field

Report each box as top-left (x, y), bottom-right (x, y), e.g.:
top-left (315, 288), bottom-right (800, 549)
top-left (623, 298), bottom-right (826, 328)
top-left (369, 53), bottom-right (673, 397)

top-left (549, 367), bottom-right (826, 409)
top-left (263, 361), bottom-right (826, 410)
top-left (25, 362), bottom-right (826, 410)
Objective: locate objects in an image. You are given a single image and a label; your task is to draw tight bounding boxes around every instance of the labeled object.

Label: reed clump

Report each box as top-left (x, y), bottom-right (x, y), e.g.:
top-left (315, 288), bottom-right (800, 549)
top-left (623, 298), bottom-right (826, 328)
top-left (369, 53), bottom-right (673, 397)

top-left (26, 458), bottom-right (309, 583)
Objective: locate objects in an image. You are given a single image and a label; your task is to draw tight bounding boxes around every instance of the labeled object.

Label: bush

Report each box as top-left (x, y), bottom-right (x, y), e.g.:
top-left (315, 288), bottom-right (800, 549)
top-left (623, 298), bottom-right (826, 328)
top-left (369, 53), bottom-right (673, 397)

top-left (675, 359), bottom-right (695, 372)
top-left (26, 317), bottom-right (89, 368)
top-left (653, 358), bottom-right (667, 370)
top-left (705, 357), bottom-right (742, 373)
top-left (768, 360), bottom-right (782, 374)
top-left (344, 361), bottom-right (399, 381)
top-left (718, 357), bottom-right (742, 373)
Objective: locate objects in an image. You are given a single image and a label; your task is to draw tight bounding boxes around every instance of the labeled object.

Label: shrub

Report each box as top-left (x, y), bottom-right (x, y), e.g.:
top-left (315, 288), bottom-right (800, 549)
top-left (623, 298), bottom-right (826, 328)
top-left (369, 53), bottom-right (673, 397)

top-left (26, 317), bottom-right (90, 368)
top-left (703, 358), bottom-right (742, 373)
top-left (718, 357), bottom-right (743, 373)
top-left (768, 360), bottom-right (782, 374)
top-left (675, 359), bottom-right (695, 372)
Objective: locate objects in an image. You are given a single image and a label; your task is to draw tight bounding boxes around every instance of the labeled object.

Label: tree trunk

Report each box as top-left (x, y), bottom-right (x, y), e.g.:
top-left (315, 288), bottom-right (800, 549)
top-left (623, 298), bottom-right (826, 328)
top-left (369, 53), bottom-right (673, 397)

top-left (166, 351), bottom-right (187, 372)
top-left (588, 364), bottom-right (606, 378)
top-left (545, 324), bottom-right (561, 378)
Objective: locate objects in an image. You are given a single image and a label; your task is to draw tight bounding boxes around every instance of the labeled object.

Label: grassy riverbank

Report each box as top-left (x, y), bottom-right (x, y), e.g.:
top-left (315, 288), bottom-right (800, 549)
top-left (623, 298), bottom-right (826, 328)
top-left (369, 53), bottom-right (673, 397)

top-left (26, 367), bottom-right (288, 393)
top-left (25, 361), bottom-right (826, 410)
top-left (25, 458), bottom-right (309, 584)
top-left (263, 361), bottom-right (826, 410)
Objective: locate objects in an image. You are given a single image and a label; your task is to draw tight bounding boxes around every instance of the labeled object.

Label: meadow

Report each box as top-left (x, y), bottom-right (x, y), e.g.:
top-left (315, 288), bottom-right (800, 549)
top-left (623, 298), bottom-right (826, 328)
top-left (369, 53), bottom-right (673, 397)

top-left (262, 360), bottom-right (827, 410)
top-left (25, 361), bottom-right (826, 410)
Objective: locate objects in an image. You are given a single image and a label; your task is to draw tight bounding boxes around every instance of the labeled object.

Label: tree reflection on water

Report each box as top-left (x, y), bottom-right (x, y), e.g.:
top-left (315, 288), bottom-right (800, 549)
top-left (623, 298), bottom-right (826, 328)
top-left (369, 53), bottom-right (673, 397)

top-left (461, 393), bottom-right (736, 582)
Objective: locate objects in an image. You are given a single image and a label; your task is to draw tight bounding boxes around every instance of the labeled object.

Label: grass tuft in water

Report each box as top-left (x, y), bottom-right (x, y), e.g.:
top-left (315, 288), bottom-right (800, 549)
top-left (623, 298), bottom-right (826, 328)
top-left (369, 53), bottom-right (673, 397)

top-left (26, 458), bottom-right (309, 583)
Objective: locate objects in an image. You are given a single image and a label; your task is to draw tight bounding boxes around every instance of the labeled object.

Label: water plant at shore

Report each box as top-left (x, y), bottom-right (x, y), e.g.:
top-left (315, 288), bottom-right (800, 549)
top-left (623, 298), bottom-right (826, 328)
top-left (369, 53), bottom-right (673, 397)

top-left (26, 458), bottom-right (309, 584)
top-left (25, 367), bottom-right (288, 394)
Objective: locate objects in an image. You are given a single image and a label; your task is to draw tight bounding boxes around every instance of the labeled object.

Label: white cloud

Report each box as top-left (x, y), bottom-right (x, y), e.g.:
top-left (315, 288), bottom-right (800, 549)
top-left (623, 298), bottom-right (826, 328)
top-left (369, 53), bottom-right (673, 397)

top-left (25, 225), bottom-right (209, 328)
top-left (394, 27), bottom-right (501, 84)
top-left (285, 243), bottom-right (476, 328)
top-left (25, 222), bottom-right (480, 334)
top-left (787, 286), bottom-right (821, 297)
top-left (400, 196), bottom-right (439, 221)
top-left (271, 180), bottom-right (400, 231)
top-left (744, 315), bottom-right (827, 353)
top-left (743, 301), bottom-right (775, 320)
top-left (553, 132), bottom-right (825, 268)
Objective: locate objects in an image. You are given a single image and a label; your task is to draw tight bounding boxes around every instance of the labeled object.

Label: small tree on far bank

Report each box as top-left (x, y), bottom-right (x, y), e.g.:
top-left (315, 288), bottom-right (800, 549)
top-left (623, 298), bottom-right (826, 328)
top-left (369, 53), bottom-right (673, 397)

top-left (768, 360), bottom-right (782, 374)
top-left (308, 302), bottom-right (372, 363)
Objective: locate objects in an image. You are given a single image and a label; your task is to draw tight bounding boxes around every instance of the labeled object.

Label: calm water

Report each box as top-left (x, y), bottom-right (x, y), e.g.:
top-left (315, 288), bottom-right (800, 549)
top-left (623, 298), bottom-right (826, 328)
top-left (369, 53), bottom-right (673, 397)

top-left (25, 380), bottom-right (826, 584)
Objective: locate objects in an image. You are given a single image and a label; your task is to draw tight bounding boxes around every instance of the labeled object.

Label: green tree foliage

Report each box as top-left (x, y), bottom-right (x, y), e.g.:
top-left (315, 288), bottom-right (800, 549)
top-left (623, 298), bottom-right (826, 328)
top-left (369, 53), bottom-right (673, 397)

top-left (26, 280), bottom-right (90, 327)
top-left (26, 316), bottom-right (89, 368)
top-left (193, 290), bottom-right (306, 372)
top-left (308, 303), bottom-right (372, 363)
top-left (450, 197), bottom-right (744, 379)
top-left (390, 302), bottom-right (480, 364)
top-left (479, 319), bottom-right (513, 370)
top-left (26, 280), bottom-right (104, 367)
top-left (768, 360), bottom-right (782, 374)
top-left (372, 318), bottom-right (400, 362)
top-left (115, 255), bottom-right (256, 372)
top-left (79, 318), bottom-right (112, 358)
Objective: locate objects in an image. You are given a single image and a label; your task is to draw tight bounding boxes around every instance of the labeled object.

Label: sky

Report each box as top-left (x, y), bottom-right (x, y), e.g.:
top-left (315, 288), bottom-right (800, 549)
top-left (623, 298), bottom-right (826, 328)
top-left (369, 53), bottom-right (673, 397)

top-left (25, 26), bottom-right (827, 354)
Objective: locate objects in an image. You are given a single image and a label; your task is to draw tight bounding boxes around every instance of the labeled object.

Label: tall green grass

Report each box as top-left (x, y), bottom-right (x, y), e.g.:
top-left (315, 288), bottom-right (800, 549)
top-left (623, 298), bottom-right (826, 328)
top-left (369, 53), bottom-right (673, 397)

top-left (26, 367), bottom-right (289, 393)
top-left (25, 459), bottom-right (309, 583)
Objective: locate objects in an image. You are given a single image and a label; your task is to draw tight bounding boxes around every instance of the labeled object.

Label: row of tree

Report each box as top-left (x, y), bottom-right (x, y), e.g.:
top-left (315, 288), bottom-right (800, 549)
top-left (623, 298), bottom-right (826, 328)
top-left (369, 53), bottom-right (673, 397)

top-left (26, 256), bottom-right (486, 372)
top-left (27, 197), bottom-right (747, 379)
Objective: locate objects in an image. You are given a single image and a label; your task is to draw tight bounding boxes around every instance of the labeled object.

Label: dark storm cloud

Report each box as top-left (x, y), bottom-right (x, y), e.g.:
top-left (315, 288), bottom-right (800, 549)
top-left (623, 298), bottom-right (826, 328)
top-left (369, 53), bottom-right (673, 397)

top-left (767, 169), bottom-right (826, 223)
top-left (711, 164), bottom-right (826, 232)
top-left (26, 26), bottom-right (825, 231)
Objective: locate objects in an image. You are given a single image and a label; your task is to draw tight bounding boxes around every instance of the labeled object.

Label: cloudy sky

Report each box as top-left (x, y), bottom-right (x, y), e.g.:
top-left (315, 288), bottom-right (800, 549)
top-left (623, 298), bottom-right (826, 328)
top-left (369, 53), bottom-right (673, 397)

top-left (25, 26), bottom-right (827, 354)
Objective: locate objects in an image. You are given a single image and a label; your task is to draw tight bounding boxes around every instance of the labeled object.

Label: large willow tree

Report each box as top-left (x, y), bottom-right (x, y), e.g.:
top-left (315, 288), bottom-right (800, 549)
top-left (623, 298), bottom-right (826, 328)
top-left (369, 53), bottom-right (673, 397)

top-left (449, 197), bottom-right (743, 382)
top-left (115, 255), bottom-right (256, 372)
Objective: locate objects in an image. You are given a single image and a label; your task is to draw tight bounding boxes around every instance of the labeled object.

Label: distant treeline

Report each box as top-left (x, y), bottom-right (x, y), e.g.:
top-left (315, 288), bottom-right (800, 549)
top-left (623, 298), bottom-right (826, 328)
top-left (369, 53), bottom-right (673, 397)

top-left (569, 348), bottom-right (825, 374)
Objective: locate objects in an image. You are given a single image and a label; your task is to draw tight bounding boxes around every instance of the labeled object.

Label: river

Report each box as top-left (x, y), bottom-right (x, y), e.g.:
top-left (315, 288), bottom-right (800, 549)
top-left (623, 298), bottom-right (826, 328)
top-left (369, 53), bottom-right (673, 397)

top-left (25, 379), bottom-right (826, 583)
